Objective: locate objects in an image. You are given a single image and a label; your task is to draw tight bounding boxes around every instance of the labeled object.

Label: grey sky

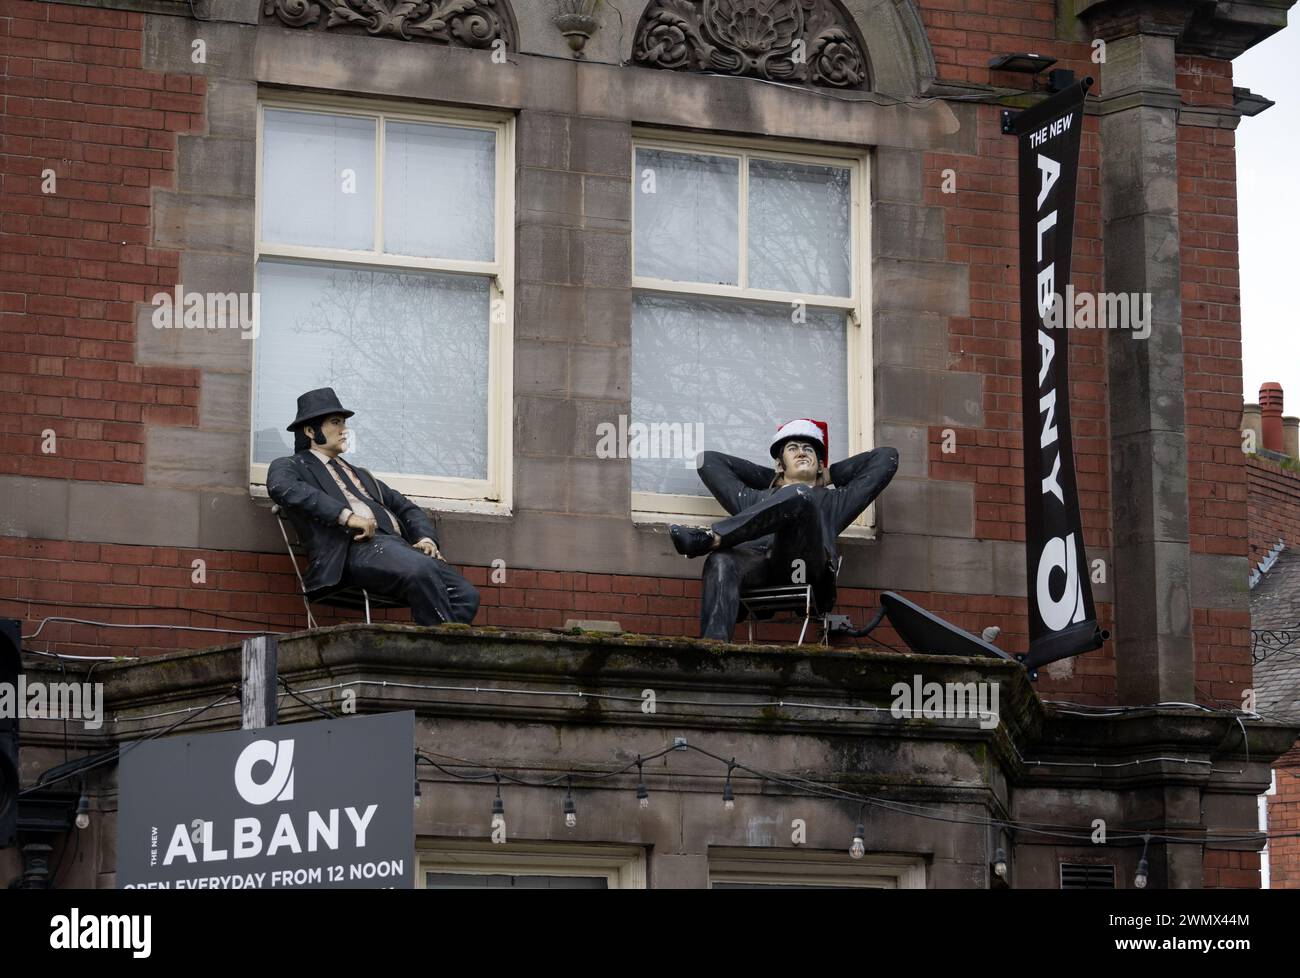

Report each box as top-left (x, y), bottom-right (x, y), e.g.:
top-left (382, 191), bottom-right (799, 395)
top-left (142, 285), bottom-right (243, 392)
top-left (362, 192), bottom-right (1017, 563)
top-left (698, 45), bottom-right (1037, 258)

top-left (1237, 22), bottom-right (1300, 412)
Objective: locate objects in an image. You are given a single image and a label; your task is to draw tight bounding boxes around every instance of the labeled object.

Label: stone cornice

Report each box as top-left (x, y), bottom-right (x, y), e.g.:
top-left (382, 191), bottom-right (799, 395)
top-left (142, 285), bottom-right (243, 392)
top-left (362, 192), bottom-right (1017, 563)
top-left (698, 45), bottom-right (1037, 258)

top-left (1177, 103), bottom-right (1242, 129)
top-left (1074, 0), bottom-right (1296, 61)
top-left (18, 624), bottom-right (1297, 796)
top-left (1090, 84), bottom-right (1184, 115)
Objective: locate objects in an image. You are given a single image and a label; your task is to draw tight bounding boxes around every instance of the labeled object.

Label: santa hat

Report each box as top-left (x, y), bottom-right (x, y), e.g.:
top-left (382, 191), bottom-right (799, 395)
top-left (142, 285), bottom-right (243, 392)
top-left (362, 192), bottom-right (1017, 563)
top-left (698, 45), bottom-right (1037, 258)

top-left (770, 419), bottom-right (829, 463)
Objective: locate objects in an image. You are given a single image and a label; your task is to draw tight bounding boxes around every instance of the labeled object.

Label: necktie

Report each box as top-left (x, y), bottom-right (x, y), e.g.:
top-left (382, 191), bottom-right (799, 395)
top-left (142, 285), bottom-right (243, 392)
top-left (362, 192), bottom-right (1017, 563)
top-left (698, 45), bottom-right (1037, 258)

top-left (328, 458), bottom-right (398, 536)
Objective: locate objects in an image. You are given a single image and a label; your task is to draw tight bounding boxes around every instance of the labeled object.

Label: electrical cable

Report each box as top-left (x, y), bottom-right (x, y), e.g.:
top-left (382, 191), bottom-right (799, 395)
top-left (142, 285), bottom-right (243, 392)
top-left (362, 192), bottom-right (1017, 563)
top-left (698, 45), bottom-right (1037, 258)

top-left (21, 615), bottom-right (285, 642)
top-left (19, 685), bottom-right (239, 797)
top-left (278, 676), bottom-right (339, 720)
top-left (3, 595), bottom-right (343, 638)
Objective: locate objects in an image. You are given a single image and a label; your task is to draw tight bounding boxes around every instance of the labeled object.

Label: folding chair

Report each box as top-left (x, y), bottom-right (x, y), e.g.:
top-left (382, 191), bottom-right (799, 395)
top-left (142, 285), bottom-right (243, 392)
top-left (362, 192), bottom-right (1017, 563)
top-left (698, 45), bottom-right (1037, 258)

top-left (271, 504), bottom-right (406, 629)
top-left (738, 557), bottom-right (843, 646)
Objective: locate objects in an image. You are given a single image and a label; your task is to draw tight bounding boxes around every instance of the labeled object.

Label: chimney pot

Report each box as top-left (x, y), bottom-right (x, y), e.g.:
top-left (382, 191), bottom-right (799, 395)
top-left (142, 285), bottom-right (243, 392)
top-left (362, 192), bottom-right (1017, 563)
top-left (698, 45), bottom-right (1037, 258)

top-left (1260, 382), bottom-right (1284, 453)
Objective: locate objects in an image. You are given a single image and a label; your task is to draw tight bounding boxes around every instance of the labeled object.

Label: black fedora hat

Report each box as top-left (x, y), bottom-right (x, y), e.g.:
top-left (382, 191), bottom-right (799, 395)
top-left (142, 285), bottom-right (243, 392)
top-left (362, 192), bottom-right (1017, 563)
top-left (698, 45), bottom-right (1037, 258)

top-left (286, 387), bottom-right (354, 431)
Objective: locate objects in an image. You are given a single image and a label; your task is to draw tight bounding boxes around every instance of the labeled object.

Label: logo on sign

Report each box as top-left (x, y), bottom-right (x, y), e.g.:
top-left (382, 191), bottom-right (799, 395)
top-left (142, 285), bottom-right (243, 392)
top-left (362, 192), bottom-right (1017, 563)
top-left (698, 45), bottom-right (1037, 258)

top-left (234, 739), bottom-right (295, 805)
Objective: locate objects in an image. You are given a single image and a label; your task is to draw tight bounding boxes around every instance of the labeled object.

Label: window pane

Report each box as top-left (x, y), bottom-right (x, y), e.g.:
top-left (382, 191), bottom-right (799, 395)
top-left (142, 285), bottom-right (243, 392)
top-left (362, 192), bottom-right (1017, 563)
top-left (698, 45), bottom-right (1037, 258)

top-left (383, 121), bottom-right (496, 261)
top-left (262, 109), bottom-right (375, 251)
top-left (253, 259), bottom-right (490, 480)
top-left (747, 159), bottom-right (851, 297)
top-left (634, 148), bottom-right (739, 286)
top-left (631, 294), bottom-right (848, 496)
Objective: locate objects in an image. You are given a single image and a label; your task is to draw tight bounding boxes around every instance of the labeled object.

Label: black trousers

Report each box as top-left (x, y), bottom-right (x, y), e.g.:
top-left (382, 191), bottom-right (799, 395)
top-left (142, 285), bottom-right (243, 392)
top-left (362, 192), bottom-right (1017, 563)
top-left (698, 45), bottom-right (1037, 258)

top-left (699, 485), bottom-right (835, 640)
top-left (343, 533), bottom-right (480, 626)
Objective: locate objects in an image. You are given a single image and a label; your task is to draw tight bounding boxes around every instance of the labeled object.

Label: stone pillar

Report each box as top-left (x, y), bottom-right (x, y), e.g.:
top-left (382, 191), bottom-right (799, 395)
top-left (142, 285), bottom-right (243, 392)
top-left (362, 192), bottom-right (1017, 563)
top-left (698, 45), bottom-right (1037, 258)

top-left (1080, 1), bottom-right (1196, 706)
top-left (1259, 382), bottom-right (1284, 453)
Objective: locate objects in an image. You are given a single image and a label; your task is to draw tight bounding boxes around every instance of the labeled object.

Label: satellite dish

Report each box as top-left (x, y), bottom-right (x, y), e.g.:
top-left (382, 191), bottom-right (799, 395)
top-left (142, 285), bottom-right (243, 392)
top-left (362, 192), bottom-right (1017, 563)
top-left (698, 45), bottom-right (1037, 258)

top-left (880, 592), bottom-right (1016, 661)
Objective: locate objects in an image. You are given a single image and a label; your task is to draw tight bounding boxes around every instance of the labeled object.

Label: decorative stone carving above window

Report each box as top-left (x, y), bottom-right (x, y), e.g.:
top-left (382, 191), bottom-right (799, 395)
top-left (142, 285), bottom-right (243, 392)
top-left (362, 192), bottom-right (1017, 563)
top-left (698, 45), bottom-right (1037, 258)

top-left (262, 0), bottom-right (517, 50)
top-left (632, 0), bottom-right (869, 90)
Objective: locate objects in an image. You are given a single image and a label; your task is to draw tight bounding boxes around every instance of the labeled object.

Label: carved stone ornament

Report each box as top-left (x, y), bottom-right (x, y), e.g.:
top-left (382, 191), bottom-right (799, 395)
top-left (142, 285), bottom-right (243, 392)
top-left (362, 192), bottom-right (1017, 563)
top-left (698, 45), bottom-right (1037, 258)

top-left (632, 0), bottom-right (869, 89)
top-left (262, 0), bottom-right (516, 49)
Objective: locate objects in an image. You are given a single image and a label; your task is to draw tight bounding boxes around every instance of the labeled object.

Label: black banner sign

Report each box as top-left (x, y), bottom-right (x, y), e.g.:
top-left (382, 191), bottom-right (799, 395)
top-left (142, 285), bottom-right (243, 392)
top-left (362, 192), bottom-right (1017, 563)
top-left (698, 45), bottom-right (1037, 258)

top-left (1011, 79), bottom-right (1107, 669)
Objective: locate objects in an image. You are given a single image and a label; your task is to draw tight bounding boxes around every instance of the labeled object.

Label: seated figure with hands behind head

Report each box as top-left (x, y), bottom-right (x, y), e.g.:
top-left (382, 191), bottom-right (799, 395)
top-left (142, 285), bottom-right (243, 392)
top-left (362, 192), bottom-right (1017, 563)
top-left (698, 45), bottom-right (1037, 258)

top-left (266, 387), bottom-right (480, 626)
top-left (669, 419), bottom-right (898, 641)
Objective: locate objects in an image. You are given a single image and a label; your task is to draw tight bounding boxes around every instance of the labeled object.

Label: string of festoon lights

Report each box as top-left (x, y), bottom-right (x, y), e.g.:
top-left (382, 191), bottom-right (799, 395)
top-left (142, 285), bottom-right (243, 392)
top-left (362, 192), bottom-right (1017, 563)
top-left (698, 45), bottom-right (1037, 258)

top-left (411, 735), bottom-right (1295, 890)
top-left (25, 663), bottom-right (1280, 892)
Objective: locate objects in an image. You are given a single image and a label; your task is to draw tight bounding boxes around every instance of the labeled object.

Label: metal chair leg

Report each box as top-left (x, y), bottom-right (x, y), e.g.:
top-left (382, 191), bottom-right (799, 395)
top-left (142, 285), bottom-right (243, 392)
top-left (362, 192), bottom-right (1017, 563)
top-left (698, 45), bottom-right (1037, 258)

top-left (275, 509), bottom-right (318, 630)
top-left (798, 615), bottom-right (810, 646)
top-left (747, 619), bottom-right (754, 643)
top-left (363, 589), bottom-right (372, 624)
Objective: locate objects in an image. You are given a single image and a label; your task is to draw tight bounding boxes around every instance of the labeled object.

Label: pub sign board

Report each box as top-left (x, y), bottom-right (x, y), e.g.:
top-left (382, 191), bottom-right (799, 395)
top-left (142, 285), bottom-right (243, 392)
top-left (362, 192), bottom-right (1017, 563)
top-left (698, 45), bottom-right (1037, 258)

top-left (117, 711), bottom-right (414, 889)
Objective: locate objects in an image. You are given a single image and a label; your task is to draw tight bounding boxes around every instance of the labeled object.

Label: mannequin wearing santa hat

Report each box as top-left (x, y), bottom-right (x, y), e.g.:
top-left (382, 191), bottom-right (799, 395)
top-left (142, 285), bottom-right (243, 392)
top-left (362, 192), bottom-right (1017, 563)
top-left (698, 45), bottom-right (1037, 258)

top-left (670, 420), bottom-right (898, 641)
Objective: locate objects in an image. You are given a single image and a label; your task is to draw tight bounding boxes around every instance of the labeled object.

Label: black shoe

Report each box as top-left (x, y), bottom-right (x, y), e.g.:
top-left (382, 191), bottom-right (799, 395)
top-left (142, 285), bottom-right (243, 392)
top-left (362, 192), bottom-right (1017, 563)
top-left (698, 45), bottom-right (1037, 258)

top-left (670, 525), bottom-right (716, 558)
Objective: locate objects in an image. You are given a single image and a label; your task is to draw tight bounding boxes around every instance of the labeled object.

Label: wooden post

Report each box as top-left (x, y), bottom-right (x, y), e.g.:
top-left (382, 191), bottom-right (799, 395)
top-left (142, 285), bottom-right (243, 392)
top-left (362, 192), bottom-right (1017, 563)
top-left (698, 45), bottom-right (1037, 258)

top-left (241, 635), bottom-right (278, 730)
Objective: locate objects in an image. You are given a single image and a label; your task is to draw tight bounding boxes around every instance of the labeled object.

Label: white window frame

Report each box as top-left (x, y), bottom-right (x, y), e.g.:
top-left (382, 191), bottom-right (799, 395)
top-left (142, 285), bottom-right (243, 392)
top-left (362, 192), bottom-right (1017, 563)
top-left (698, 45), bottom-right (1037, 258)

top-left (416, 840), bottom-right (647, 888)
top-left (249, 93), bottom-right (515, 516)
top-left (629, 131), bottom-right (874, 535)
top-left (708, 848), bottom-right (924, 888)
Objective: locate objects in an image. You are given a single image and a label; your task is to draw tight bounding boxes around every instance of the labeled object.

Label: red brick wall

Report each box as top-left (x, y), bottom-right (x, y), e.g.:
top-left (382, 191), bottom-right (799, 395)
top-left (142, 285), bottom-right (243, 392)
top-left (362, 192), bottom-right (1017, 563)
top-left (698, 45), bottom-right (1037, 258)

top-left (1266, 749), bottom-right (1300, 888)
top-left (1176, 55), bottom-right (1253, 708)
top-left (916, 0), bottom-right (1060, 87)
top-left (1203, 847), bottom-right (1262, 889)
top-left (1246, 455), bottom-right (1300, 573)
top-left (0, 0), bottom-right (203, 484)
top-left (0, 0), bottom-right (1250, 716)
top-left (0, 534), bottom-right (1028, 664)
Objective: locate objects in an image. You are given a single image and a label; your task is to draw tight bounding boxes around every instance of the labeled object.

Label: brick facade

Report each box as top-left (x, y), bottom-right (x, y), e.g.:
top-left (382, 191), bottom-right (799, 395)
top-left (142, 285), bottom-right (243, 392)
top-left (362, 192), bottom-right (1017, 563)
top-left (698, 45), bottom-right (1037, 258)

top-left (1267, 751), bottom-right (1300, 889)
top-left (1, 0), bottom-right (1293, 891)
top-left (1248, 454), bottom-right (1300, 572)
top-left (0, 0), bottom-right (203, 485)
top-left (0, 0), bottom-right (1265, 703)
top-left (1247, 451), bottom-right (1300, 888)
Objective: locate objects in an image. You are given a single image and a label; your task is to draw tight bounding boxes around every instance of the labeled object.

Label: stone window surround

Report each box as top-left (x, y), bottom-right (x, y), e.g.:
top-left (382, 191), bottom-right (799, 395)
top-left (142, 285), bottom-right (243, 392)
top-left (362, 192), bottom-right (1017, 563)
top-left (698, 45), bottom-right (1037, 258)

top-left (249, 92), bottom-right (517, 514)
top-left (708, 847), bottom-right (926, 887)
top-left (117, 2), bottom-right (999, 592)
top-left (627, 128), bottom-right (875, 533)
top-left (416, 839), bottom-right (647, 888)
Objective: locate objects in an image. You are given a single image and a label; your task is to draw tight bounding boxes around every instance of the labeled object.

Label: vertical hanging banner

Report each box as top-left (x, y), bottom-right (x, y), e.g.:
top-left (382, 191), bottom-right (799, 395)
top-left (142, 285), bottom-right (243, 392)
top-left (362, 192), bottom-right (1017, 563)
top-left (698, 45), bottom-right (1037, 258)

top-left (1010, 78), bottom-right (1108, 670)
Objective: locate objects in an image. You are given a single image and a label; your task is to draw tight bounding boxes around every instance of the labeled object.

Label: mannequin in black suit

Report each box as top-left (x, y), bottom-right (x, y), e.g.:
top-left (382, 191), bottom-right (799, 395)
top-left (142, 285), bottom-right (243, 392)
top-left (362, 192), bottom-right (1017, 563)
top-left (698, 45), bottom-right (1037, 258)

top-left (669, 420), bottom-right (898, 641)
top-left (267, 388), bottom-right (479, 626)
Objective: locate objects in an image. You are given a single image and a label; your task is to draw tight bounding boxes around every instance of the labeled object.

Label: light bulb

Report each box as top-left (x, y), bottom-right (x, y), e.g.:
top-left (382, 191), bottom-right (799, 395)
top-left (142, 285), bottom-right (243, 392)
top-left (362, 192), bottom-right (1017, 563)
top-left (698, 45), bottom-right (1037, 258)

top-left (75, 790), bottom-right (90, 830)
top-left (563, 787), bottom-right (577, 828)
top-left (75, 811), bottom-right (90, 831)
top-left (1135, 858), bottom-right (1148, 889)
top-left (993, 847), bottom-right (1007, 879)
top-left (722, 779), bottom-right (735, 812)
top-left (638, 795), bottom-right (650, 810)
top-left (850, 822), bottom-right (866, 859)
